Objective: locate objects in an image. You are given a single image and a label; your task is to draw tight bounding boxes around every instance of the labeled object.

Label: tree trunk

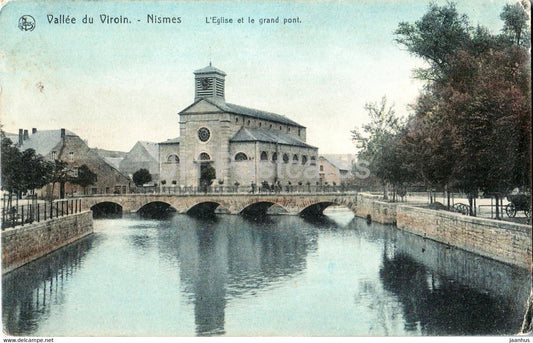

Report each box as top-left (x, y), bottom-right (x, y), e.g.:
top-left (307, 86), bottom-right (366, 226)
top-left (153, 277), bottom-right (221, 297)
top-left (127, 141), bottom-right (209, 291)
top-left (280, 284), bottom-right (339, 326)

top-left (495, 194), bottom-right (500, 220)
top-left (60, 182), bottom-right (65, 199)
top-left (383, 183), bottom-right (389, 200)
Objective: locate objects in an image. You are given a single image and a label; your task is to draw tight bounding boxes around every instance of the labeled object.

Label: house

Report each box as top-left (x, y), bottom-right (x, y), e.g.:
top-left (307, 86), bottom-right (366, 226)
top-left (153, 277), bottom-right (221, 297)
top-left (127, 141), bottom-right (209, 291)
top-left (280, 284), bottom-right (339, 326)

top-left (119, 141), bottom-right (160, 184)
top-left (16, 128), bottom-right (132, 197)
top-left (318, 154), bottom-right (357, 185)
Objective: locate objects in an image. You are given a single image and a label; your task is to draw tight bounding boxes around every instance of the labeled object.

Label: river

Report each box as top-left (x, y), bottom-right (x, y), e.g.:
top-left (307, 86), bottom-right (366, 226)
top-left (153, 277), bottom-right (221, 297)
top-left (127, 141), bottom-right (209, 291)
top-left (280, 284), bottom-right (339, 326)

top-left (2, 208), bottom-right (530, 336)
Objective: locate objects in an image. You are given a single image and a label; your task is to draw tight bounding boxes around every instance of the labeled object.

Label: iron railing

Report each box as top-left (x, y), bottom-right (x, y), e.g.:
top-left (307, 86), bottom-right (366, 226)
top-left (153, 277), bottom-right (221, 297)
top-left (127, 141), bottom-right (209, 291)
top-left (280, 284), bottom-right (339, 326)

top-left (1, 199), bottom-right (83, 230)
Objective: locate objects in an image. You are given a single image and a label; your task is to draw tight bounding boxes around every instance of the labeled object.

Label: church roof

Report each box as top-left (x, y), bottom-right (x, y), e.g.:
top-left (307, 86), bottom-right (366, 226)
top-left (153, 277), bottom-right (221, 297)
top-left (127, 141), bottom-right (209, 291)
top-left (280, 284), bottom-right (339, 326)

top-left (230, 127), bottom-right (316, 149)
top-left (194, 64), bottom-right (227, 76)
top-left (182, 97), bottom-right (304, 128)
top-left (159, 137), bottom-right (181, 144)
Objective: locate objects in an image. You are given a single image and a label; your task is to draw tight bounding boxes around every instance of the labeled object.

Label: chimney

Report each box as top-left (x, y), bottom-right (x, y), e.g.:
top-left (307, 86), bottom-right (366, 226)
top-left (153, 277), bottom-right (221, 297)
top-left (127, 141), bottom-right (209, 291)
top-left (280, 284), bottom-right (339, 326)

top-left (18, 129), bottom-right (23, 146)
top-left (23, 129), bottom-right (29, 140)
top-left (32, 128), bottom-right (37, 134)
top-left (60, 128), bottom-right (65, 139)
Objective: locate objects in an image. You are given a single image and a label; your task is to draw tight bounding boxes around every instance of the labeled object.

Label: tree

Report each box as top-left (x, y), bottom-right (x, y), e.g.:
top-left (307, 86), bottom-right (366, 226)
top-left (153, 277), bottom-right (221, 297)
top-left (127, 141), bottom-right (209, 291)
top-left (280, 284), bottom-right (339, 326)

top-left (48, 160), bottom-right (70, 200)
top-left (71, 164), bottom-right (97, 194)
top-left (394, 2), bottom-right (471, 81)
top-left (133, 168), bottom-right (152, 187)
top-left (352, 97), bottom-right (407, 200)
top-left (500, 0), bottom-right (530, 48)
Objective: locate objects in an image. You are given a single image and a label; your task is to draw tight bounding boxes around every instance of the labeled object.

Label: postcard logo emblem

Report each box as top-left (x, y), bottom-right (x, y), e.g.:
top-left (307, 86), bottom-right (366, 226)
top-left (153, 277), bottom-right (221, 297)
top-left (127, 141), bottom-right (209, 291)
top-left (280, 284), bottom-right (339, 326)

top-left (18, 15), bottom-right (35, 31)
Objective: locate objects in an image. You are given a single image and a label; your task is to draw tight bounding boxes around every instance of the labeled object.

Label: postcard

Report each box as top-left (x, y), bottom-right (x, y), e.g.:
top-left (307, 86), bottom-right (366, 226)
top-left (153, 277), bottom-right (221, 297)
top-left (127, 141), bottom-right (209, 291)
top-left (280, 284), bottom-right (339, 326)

top-left (1, 0), bottom-right (531, 341)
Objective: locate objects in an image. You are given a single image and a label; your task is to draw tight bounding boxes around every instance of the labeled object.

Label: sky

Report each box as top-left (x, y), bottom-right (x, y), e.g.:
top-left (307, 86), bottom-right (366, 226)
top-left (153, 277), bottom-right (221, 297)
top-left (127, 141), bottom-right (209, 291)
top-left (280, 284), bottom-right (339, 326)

top-left (0, 0), bottom-right (514, 154)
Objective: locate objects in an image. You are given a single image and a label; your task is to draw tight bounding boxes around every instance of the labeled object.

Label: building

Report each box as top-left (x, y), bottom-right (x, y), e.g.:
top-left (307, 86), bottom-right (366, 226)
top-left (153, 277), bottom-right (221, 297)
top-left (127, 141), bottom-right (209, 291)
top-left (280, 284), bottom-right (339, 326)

top-left (159, 64), bottom-right (319, 189)
top-left (318, 154), bottom-right (357, 185)
top-left (16, 128), bottom-right (132, 197)
top-left (119, 141), bottom-right (160, 184)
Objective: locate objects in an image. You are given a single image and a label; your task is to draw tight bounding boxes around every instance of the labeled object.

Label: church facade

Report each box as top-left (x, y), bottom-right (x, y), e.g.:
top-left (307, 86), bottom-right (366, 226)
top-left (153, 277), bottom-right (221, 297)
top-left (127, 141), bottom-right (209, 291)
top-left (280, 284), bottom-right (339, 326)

top-left (159, 64), bottom-right (319, 189)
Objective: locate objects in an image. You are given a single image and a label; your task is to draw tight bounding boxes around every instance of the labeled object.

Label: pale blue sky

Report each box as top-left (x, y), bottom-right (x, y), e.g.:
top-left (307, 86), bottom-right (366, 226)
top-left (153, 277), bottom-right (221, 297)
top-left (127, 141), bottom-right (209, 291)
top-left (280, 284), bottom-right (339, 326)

top-left (0, 0), bottom-right (512, 153)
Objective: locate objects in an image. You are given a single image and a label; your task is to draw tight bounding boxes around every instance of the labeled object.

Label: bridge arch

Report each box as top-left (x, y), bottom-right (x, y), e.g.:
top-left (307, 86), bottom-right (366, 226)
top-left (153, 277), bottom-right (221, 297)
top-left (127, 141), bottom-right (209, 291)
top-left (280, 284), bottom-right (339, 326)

top-left (137, 201), bottom-right (177, 219)
top-left (299, 201), bottom-right (356, 217)
top-left (90, 201), bottom-right (123, 218)
top-left (186, 201), bottom-right (221, 217)
top-left (240, 201), bottom-right (289, 217)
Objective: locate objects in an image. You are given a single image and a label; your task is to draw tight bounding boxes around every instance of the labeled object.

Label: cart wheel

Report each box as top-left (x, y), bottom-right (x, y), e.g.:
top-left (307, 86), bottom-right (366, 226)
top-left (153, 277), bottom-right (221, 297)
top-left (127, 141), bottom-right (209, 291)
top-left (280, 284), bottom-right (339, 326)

top-left (506, 203), bottom-right (517, 218)
top-left (454, 203), bottom-right (469, 215)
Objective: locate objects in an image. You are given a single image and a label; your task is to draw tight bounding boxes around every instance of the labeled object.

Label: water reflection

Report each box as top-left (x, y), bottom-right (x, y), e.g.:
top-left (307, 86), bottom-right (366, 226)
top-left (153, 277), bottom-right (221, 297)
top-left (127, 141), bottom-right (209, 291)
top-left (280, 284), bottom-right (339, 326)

top-left (157, 215), bottom-right (318, 335)
top-left (2, 211), bottom-right (529, 337)
top-left (2, 235), bottom-right (98, 335)
top-left (354, 221), bottom-right (530, 335)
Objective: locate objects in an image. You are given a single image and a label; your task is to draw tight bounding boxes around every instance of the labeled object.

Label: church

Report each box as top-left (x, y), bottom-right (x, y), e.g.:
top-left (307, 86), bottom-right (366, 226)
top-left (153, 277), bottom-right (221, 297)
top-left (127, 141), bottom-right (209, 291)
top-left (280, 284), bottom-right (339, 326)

top-left (159, 64), bottom-right (319, 189)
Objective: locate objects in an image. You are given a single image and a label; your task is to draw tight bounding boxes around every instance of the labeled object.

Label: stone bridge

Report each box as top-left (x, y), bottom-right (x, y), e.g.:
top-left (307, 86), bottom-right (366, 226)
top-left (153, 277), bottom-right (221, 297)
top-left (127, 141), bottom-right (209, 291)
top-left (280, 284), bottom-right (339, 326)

top-left (80, 192), bottom-right (358, 217)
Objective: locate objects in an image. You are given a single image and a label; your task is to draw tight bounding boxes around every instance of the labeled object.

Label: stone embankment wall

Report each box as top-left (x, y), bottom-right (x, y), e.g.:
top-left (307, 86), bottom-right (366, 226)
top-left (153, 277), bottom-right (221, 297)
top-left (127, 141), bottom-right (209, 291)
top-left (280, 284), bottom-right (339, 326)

top-left (356, 193), bottom-right (532, 269)
top-left (1, 211), bottom-right (93, 274)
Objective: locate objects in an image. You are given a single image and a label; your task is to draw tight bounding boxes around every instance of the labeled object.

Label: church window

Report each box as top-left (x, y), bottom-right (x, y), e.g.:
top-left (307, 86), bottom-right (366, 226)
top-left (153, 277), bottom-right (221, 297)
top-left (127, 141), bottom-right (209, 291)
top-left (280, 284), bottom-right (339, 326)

top-left (288, 127), bottom-right (291, 133)
top-left (247, 120), bottom-right (251, 126)
top-left (279, 126), bottom-right (282, 130)
top-left (68, 151), bottom-right (74, 161)
top-left (52, 151), bottom-right (57, 160)
top-left (198, 127), bottom-right (211, 142)
top-left (298, 129), bottom-right (301, 136)
top-left (272, 152), bottom-right (278, 161)
top-left (283, 153), bottom-right (289, 163)
top-left (235, 117), bottom-right (239, 123)
top-left (320, 165), bottom-right (324, 172)
top-left (302, 155), bottom-right (308, 165)
top-left (260, 151), bottom-right (268, 161)
top-left (269, 124), bottom-right (273, 129)
top-left (292, 154), bottom-right (298, 163)
top-left (310, 156), bottom-right (317, 165)
top-left (167, 154), bottom-right (180, 163)
top-left (235, 152), bottom-right (248, 161)
top-left (259, 122), bottom-right (262, 127)
top-left (199, 152), bottom-right (211, 161)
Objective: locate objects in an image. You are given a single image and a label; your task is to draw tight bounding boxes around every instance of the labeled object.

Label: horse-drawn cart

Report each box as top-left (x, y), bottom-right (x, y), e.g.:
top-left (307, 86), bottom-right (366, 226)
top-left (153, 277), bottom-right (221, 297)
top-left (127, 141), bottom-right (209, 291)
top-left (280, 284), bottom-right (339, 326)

top-left (505, 193), bottom-right (531, 218)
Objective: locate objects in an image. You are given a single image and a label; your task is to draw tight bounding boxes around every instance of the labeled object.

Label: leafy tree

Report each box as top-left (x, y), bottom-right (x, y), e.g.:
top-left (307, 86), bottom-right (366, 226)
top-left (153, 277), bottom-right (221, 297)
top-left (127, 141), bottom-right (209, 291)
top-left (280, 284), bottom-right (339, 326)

top-left (71, 164), bottom-right (97, 194)
top-left (352, 97), bottom-right (407, 200)
top-left (394, 2), bottom-right (471, 81)
top-left (1, 137), bottom-right (23, 207)
top-left (48, 160), bottom-right (70, 200)
top-left (133, 168), bottom-right (152, 187)
top-left (500, 0), bottom-right (530, 48)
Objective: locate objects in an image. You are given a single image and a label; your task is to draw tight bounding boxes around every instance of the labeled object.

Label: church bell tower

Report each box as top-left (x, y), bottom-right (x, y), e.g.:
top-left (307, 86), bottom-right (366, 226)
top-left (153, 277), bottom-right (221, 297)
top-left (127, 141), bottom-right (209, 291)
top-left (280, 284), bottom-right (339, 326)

top-left (194, 63), bottom-right (226, 101)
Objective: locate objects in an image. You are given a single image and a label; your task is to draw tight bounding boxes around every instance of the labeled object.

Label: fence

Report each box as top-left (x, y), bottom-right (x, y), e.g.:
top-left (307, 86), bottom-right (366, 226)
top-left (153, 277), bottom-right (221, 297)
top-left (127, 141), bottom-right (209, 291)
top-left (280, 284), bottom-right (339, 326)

top-left (1, 199), bottom-right (83, 230)
top-left (156, 184), bottom-right (358, 195)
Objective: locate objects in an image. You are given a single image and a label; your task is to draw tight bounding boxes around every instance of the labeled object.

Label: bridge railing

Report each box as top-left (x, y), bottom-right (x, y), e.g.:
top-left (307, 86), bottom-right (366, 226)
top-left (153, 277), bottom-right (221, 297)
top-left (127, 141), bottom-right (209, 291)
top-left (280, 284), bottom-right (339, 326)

top-left (1, 199), bottom-right (83, 230)
top-left (145, 184), bottom-right (358, 195)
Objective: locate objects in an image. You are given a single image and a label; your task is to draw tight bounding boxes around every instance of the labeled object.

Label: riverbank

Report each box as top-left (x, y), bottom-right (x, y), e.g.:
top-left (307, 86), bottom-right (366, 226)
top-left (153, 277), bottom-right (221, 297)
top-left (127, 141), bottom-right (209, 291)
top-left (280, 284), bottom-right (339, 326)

top-left (1, 211), bottom-right (93, 274)
top-left (355, 193), bottom-right (532, 270)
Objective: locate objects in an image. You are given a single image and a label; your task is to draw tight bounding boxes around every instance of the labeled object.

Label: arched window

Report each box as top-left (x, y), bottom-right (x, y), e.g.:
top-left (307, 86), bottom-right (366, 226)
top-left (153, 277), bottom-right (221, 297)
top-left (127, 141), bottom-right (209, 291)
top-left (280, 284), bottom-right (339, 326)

top-left (283, 153), bottom-right (289, 163)
top-left (235, 117), bottom-right (239, 123)
top-left (260, 151), bottom-right (268, 161)
top-left (247, 120), bottom-right (251, 126)
top-left (259, 122), bottom-right (262, 127)
top-left (302, 155), bottom-right (308, 165)
top-left (292, 154), bottom-right (298, 163)
top-left (199, 152), bottom-right (211, 161)
top-left (167, 154), bottom-right (179, 164)
top-left (310, 156), bottom-right (317, 165)
top-left (235, 152), bottom-right (248, 161)
top-left (272, 152), bottom-right (278, 161)
top-left (269, 124), bottom-right (273, 129)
